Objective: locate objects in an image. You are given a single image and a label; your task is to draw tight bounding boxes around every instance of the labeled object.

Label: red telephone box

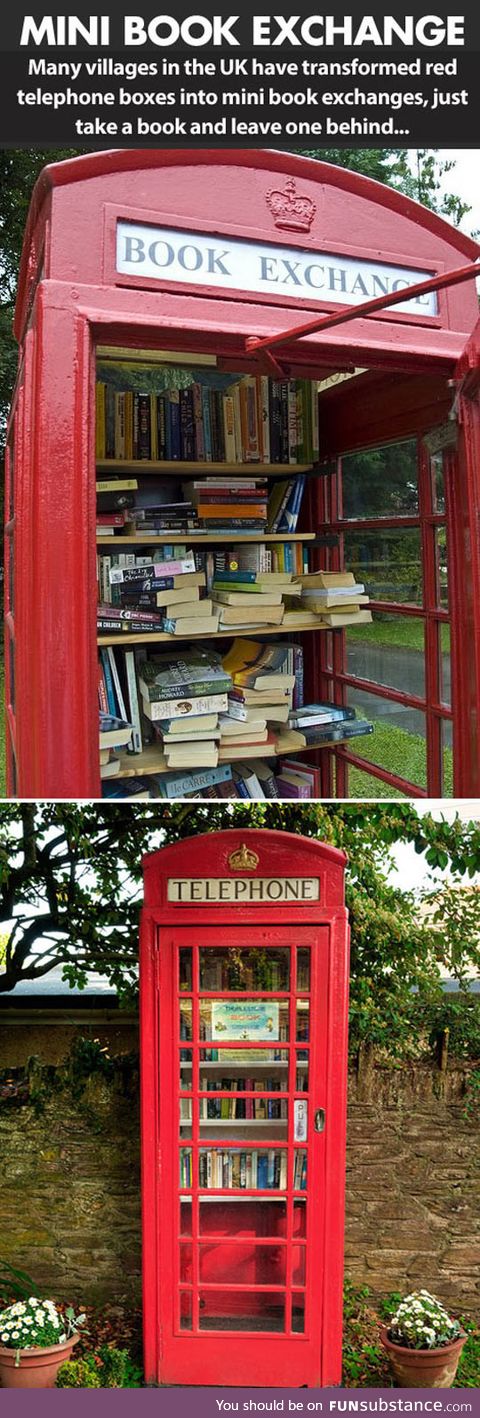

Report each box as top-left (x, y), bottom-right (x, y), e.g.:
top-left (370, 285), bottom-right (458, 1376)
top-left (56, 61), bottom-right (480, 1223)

top-left (7, 148), bottom-right (480, 799)
top-left (140, 828), bottom-right (349, 1387)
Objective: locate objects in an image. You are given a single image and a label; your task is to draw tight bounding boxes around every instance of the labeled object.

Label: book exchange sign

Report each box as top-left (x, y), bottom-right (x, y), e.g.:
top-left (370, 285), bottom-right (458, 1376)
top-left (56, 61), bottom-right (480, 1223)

top-left (116, 220), bottom-right (438, 315)
top-left (167, 877), bottom-right (320, 902)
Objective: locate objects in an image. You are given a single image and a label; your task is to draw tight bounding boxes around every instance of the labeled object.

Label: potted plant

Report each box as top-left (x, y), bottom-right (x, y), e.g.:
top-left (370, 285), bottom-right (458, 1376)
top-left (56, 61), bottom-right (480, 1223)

top-left (0, 1298), bottom-right (86, 1389)
top-left (380, 1290), bottom-right (467, 1388)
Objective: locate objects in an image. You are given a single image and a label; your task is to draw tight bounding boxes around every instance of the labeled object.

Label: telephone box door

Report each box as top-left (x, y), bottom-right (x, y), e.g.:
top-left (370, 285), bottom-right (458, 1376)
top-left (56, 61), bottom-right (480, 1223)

top-left (156, 923), bottom-right (328, 1386)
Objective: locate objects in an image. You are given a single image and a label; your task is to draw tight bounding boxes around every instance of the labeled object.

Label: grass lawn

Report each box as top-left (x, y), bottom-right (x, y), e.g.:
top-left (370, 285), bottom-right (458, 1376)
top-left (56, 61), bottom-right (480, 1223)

top-left (348, 619), bottom-right (450, 652)
top-left (348, 720), bottom-right (453, 798)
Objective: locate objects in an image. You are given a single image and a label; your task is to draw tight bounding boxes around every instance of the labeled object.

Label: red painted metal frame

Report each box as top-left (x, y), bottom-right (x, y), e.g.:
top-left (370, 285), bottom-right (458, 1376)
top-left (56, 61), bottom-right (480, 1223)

top-left (6, 149), bottom-right (480, 797)
top-left (140, 829), bottom-right (349, 1387)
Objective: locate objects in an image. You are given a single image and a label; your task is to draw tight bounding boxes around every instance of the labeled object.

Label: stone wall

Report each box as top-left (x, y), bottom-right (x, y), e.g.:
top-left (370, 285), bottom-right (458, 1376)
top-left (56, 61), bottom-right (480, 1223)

top-left (0, 1016), bottom-right (478, 1310)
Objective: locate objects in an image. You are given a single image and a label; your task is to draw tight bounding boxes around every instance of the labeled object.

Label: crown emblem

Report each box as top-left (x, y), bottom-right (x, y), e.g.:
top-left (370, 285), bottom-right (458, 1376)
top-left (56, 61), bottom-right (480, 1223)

top-left (228, 843), bottom-right (259, 872)
top-left (266, 178), bottom-right (316, 233)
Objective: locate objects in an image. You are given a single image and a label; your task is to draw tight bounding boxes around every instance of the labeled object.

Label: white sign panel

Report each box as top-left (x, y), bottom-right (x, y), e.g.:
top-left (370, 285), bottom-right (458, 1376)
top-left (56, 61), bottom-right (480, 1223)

top-left (167, 877), bottom-right (320, 903)
top-left (117, 220), bottom-right (438, 316)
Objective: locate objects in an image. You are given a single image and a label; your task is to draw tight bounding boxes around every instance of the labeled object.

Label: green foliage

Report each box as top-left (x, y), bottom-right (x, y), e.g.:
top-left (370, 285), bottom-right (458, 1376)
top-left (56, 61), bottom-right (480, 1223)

top-left (463, 1069), bottom-right (480, 1123)
top-left (0, 804), bottom-right (479, 1061)
top-left (456, 1318), bottom-right (480, 1387)
top-left (56, 1347), bottom-right (142, 1388)
top-left (0, 1261), bottom-right (39, 1307)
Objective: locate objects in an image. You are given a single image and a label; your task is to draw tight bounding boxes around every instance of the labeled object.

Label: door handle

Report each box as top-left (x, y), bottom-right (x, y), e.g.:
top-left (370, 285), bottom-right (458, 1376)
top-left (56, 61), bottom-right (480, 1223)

top-left (314, 1108), bottom-right (325, 1133)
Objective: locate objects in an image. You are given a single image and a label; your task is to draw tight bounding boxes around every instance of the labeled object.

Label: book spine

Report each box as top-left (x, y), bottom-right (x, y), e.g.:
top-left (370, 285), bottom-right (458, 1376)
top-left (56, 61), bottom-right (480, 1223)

top-left (149, 393), bottom-right (158, 461)
top-left (259, 375), bottom-right (271, 463)
top-left (292, 643), bottom-right (304, 710)
top-left (125, 650), bottom-right (143, 753)
top-left (168, 390), bottom-right (181, 460)
top-left (96, 383), bottom-right (106, 460)
top-left (288, 380), bottom-right (298, 464)
top-left (114, 392), bottom-right (125, 460)
top-left (105, 386), bottom-right (116, 459)
top-left (106, 647), bottom-right (129, 724)
top-left (223, 394), bottom-right (237, 462)
top-left (157, 395), bottom-right (167, 460)
top-left (192, 383), bottom-right (205, 461)
top-left (201, 386), bottom-right (213, 461)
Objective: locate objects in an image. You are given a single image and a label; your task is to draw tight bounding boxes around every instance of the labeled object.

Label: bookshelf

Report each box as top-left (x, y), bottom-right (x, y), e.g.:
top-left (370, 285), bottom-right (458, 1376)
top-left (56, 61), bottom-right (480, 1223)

top-left (114, 737), bottom-right (348, 780)
top-left (97, 533), bottom-right (314, 546)
top-left (97, 460), bottom-right (315, 478)
top-left (98, 618), bottom-right (326, 647)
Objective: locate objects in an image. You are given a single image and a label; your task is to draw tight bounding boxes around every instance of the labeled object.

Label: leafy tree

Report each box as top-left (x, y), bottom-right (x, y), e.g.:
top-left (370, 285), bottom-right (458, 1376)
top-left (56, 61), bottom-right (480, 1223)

top-left (0, 803), bottom-right (479, 1056)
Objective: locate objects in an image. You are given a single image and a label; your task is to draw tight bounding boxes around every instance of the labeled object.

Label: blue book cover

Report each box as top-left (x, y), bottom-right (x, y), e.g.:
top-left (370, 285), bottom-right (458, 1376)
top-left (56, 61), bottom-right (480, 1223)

top-left (100, 649), bottom-right (117, 716)
top-left (278, 473), bottom-right (306, 533)
top-left (257, 1153), bottom-right (269, 1188)
top-left (214, 569), bottom-right (257, 584)
top-left (156, 764), bottom-right (233, 799)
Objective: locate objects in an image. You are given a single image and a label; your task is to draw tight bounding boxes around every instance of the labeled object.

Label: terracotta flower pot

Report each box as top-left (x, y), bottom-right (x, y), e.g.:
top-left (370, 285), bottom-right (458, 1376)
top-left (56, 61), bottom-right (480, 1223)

top-left (380, 1326), bottom-right (467, 1388)
top-left (0, 1332), bottom-right (79, 1389)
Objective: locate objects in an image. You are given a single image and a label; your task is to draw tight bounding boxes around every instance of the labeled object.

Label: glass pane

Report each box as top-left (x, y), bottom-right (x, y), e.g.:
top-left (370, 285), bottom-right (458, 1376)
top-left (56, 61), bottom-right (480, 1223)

top-left (200, 999), bottom-right (289, 1042)
top-left (292, 1247), bottom-right (307, 1286)
top-left (432, 453), bottom-right (445, 513)
top-left (200, 1047), bottom-right (289, 1068)
top-left (8, 532), bottom-right (14, 620)
top-left (180, 1243), bottom-right (192, 1283)
top-left (7, 434), bottom-right (15, 523)
top-left (180, 1292), bottom-right (192, 1331)
top-left (347, 612), bottom-right (426, 699)
top-left (180, 1097), bottom-right (192, 1131)
top-left (199, 1149), bottom-right (287, 1190)
top-left (199, 1199), bottom-right (287, 1237)
top-left (199, 948), bottom-right (290, 992)
top-left (293, 1150), bottom-right (307, 1191)
top-left (297, 949), bottom-right (310, 991)
top-left (343, 528), bottom-right (423, 605)
top-left (180, 1001), bottom-right (193, 1040)
top-left (345, 764), bottom-right (408, 800)
top-left (293, 1200), bottom-right (307, 1238)
top-left (442, 720), bottom-right (454, 797)
top-left (439, 624), bottom-right (451, 707)
top-left (346, 685), bottom-right (427, 789)
top-left (435, 528), bottom-right (448, 609)
top-left (296, 1054), bottom-right (309, 1092)
top-left (199, 1291), bottom-right (285, 1332)
top-left (292, 1292), bottom-right (306, 1333)
top-left (179, 1148), bottom-right (192, 1188)
top-left (179, 948), bottom-right (192, 992)
top-left (341, 439), bottom-right (419, 519)
top-left (199, 1243), bottom-right (287, 1286)
top-left (296, 1001), bottom-right (309, 1043)
top-left (180, 1050), bottom-right (193, 1090)
top-left (180, 1200), bottom-right (192, 1236)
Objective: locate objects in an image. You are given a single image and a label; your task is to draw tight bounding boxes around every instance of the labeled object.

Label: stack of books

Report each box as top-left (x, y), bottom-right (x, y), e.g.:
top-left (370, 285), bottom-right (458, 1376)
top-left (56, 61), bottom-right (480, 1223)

top-left (138, 649), bottom-right (233, 771)
top-left (297, 571), bottom-right (372, 627)
top-left (98, 550), bottom-right (219, 637)
top-left (99, 711), bottom-right (133, 780)
top-left (222, 639), bottom-right (299, 726)
top-left (211, 569), bottom-right (301, 632)
top-left (182, 476), bottom-right (269, 534)
top-left (96, 372), bottom-right (320, 465)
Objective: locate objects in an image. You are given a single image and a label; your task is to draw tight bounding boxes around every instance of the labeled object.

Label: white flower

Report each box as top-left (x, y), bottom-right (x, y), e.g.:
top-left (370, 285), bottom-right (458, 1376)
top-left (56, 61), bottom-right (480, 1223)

top-left (34, 1313), bottom-right (44, 1324)
top-left (1, 1333), bottom-right (10, 1343)
top-left (16, 1304), bottom-right (26, 1315)
top-left (28, 1298), bottom-right (38, 1305)
top-left (10, 1332), bottom-right (20, 1340)
top-left (23, 1318), bottom-right (33, 1326)
top-left (52, 1317), bottom-right (60, 1328)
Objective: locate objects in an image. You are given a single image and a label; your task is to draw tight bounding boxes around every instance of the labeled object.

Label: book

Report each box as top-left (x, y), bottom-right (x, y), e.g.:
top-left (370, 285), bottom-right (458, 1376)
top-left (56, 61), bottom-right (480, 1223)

top-left (218, 735), bottom-right (276, 761)
top-left (212, 589), bottom-right (283, 606)
top-left (219, 717), bottom-right (268, 742)
top-left (139, 650), bottom-right (232, 702)
top-left (156, 713), bottom-right (218, 736)
top-left (164, 743), bottom-right (219, 769)
top-left (162, 614), bottom-right (219, 636)
top-left (99, 713), bottom-right (133, 749)
top-left (153, 763), bottom-right (233, 798)
top-left (321, 610), bottom-right (373, 627)
top-left (141, 692), bottom-right (229, 722)
top-left (289, 703), bottom-right (356, 728)
top-left (222, 639), bottom-right (296, 690)
top-left (110, 554), bottom-right (196, 583)
top-left (214, 604), bottom-right (284, 627)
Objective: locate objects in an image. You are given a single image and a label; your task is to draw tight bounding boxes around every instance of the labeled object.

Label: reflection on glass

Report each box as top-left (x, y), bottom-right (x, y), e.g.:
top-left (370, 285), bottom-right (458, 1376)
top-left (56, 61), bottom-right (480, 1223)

top-left (296, 1054), bottom-right (309, 1092)
top-left (199, 1047), bottom-right (289, 1068)
top-left (180, 1001), bottom-right (193, 1041)
top-left (296, 1001), bottom-right (309, 1043)
top-left (344, 528), bottom-right (423, 605)
top-left (180, 1050), bottom-right (193, 1091)
top-left (293, 1200), bottom-right (307, 1238)
top-left (342, 439), bottom-right (418, 520)
top-left (198, 1243), bottom-right (287, 1286)
top-left (179, 948), bottom-right (192, 992)
top-left (346, 686), bottom-right (427, 789)
top-left (432, 453), bottom-right (445, 513)
top-left (292, 1247), bottom-right (306, 1286)
top-left (200, 948), bottom-right (289, 992)
top-left (180, 1292), bottom-right (192, 1331)
top-left (435, 528), bottom-right (448, 609)
top-left (292, 1292), bottom-right (306, 1333)
top-left (179, 1148), bottom-right (192, 1188)
top-left (180, 1243), bottom-right (192, 1283)
top-left (439, 623), bottom-right (451, 707)
top-left (199, 1148), bottom-right (288, 1190)
top-left (199, 1200), bottom-right (287, 1237)
top-left (180, 1201), bottom-right (192, 1236)
top-left (293, 1150), bottom-right (307, 1190)
top-left (297, 949), bottom-right (310, 991)
top-left (347, 612), bottom-right (425, 699)
top-left (199, 1291), bottom-right (285, 1332)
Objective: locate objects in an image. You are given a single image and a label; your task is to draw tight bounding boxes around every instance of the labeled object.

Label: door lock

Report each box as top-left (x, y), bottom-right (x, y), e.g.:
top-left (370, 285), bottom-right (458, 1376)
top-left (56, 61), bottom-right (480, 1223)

top-left (314, 1108), bottom-right (325, 1133)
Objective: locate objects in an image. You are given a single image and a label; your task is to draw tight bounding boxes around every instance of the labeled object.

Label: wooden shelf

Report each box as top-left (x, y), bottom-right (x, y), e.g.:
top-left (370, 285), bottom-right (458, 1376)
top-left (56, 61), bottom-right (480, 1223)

top-left (97, 618), bottom-right (326, 647)
top-left (97, 460), bottom-right (313, 477)
top-left (97, 533), bottom-right (314, 546)
top-left (112, 736), bottom-right (342, 780)
top-left (182, 1120), bottom-right (288, 1128)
